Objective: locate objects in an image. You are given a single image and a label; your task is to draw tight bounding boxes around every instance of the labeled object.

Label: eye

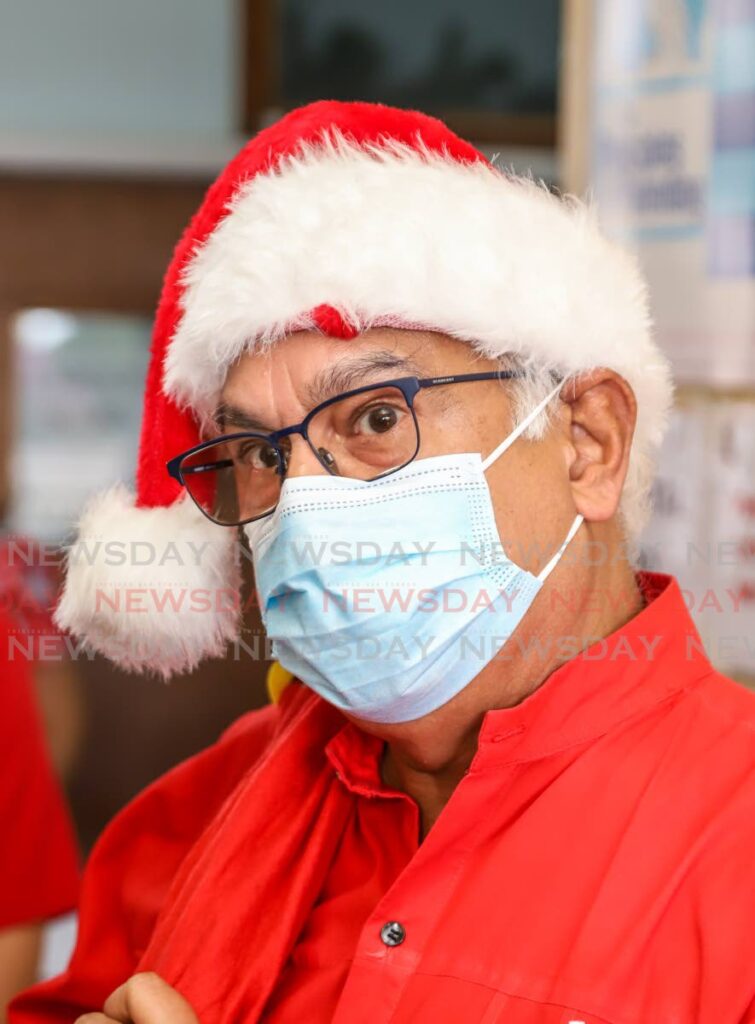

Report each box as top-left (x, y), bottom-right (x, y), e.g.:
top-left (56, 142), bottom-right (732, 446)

top-left (237, 440), bottom-right (279, 470)
top-left (354, 403), bottom-right (402, 435)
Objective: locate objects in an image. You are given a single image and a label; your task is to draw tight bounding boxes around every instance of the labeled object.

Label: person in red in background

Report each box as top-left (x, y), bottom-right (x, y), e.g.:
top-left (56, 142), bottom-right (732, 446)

top-left (0, 537), bottom-right (80, 1016)
top-left (0, 537), bottom-right (83, 782)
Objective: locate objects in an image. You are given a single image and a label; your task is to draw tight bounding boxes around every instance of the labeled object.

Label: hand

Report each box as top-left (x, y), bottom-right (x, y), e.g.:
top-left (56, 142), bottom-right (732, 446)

top-left (75, 972), bottom-right (199, 1024)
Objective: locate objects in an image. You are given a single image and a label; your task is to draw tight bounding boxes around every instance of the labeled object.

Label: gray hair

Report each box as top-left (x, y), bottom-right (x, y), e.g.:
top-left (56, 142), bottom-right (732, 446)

top-left (494, 353), bottom-right (644, 564)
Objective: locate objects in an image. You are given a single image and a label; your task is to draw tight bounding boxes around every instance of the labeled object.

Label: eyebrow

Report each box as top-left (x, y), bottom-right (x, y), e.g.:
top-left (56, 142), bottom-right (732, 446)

top-left (214, 351), bottom-right (424, 433)
top-left (214, 403), bottom-right (271, 432)
top-left (305, 351), bottom-right (423, 406)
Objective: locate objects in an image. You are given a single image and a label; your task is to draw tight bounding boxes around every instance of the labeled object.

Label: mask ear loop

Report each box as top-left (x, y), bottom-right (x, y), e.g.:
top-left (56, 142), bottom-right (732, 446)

top-left (537, 513), bottom-right (584, 583)
top-left (479, 377), bottom-right (583, 582)
top-left (480, 379), bottom-right (564, 472)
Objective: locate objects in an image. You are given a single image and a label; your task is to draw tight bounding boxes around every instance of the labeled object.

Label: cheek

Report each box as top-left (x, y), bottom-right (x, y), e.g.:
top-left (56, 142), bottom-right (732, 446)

top-left (426, 398), bottom-right (508, 456)
top-left (486, 444), bottom-right (574, 571)
top-left (489, 462), bottom-right (540, 555)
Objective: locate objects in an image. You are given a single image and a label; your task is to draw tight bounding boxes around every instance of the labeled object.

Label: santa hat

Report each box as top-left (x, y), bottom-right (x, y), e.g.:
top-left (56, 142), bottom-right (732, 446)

top-left (54, 100), bottom-right (673, 677)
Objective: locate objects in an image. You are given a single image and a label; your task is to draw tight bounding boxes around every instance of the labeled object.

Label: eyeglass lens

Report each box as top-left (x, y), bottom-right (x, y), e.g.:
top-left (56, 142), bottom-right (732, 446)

top-left (179, 384), bottom-right (419, 524)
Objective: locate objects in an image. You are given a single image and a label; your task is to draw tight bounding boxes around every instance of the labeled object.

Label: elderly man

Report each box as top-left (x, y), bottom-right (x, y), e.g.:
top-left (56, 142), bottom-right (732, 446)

top-left (11, 102), bottom-right (755, 1024)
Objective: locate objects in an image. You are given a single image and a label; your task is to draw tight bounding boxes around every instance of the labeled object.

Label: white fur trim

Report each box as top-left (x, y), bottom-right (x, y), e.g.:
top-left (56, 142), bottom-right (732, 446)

top-left (54, 485), bottom-right (241, 678)
top-left (165, 133), bottom-right (674, 541)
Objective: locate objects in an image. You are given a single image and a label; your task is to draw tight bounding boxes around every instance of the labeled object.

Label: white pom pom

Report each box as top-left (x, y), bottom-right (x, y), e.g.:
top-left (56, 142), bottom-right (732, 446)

top-left (54, 485), bottom-right (241, 678)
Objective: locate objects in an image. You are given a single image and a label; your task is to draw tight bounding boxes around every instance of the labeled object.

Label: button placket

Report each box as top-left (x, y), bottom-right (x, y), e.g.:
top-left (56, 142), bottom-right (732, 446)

top-left (354, 767), bottom-right (483, 964)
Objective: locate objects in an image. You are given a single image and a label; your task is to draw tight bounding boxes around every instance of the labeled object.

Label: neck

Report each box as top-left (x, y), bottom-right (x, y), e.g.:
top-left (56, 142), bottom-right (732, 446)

top-left (371, 537), bottom-right (645, 841)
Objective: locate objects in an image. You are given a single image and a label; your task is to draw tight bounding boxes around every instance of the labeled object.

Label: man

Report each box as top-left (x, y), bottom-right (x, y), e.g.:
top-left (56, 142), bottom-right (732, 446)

top-left (11, 101), bottom-right (755, 1023)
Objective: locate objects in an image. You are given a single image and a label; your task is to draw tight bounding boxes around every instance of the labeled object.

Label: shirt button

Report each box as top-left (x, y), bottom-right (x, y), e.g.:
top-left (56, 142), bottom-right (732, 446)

top-left (380, 921), bottom-right (406, 947)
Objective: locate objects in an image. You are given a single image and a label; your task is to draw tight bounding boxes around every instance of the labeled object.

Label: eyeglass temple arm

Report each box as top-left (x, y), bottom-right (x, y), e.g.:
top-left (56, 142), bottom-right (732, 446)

top-left (417, 370), bottom-right (525, 389)
top-left (166, 455), bottom-right (234, 482)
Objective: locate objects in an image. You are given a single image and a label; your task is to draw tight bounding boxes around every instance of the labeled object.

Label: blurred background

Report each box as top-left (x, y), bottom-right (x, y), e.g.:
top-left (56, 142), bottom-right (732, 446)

top-left (0, 0), bottom-right (753, 985)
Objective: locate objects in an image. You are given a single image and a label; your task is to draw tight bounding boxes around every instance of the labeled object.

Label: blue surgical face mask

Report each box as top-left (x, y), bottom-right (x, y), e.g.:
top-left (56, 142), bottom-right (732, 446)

top-left (245, 381), bottom-right (583, 724)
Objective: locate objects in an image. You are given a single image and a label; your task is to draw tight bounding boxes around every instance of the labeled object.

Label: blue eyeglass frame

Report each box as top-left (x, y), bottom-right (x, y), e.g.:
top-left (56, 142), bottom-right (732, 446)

top-left (166, 370), bottom-right (524, 523)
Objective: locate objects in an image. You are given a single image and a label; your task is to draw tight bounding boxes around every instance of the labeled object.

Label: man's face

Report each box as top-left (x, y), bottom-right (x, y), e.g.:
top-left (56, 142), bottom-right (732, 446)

top-left (220, 328), bottom-right (576, 575)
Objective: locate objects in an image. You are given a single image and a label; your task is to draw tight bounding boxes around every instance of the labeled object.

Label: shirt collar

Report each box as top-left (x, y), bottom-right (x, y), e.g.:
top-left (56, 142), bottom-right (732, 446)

top-left (325, 573), bottom-right (713, 790)
top-left (325, 721), bottom-right (393, 799)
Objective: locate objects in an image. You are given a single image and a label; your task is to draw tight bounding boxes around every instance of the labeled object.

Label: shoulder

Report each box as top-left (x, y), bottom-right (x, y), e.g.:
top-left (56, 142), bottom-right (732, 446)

top-left (19, 696), bottom-right (296, 1004)
top-left (692, 668), bottom-right (755, 724)
top-left (86, 682), bottom-right (326, 944)
top-left (621, 666), bottom-right (755, 869)
top-left (682, 669), bottom-right (755, 759)
top-left (657, 669), bottom-right (755, 806)
top-left (8, 678), bottom-right (330, 1018)
top-left (665, 671), bottom-right (755, 881)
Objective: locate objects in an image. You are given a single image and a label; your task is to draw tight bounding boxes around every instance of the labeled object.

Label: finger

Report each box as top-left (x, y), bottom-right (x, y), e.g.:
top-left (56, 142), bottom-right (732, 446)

top-left (74, 1015), bottom-right (115, 1024)
top-left (103, 972), bottom-right (199, 1024)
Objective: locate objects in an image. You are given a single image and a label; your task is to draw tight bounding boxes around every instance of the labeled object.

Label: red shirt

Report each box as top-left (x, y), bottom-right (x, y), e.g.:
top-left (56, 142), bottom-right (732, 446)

top-left (10, 574), bottom-right (755, 1022)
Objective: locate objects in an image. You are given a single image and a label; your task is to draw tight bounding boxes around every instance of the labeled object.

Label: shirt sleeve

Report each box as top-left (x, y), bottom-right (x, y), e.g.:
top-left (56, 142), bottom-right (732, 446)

top-left (8, 701), bottom-right (279, 1024)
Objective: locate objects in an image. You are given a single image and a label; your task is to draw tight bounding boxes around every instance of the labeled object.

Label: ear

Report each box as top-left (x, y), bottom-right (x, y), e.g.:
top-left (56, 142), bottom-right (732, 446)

top-left (560, 369), bottom-right (637, 523)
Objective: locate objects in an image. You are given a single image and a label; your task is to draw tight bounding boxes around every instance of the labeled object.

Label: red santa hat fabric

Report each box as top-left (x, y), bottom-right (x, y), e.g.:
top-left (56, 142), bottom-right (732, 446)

top-left (54, 100), bottom-right (673, 677)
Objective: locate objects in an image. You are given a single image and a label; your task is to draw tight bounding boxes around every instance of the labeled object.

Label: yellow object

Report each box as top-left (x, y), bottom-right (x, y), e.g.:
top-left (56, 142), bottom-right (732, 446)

top-left (266, 661), bottom-right (294, 704)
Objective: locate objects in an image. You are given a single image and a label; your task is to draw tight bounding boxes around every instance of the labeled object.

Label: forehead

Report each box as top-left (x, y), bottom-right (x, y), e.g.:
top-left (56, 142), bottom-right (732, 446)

top-left (222, 328), bottom-right (482, 393)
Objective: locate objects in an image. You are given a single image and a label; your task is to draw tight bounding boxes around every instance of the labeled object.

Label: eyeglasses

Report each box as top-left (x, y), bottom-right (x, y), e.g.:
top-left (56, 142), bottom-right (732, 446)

top-left (166, 371), bottom-right (525, 526)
